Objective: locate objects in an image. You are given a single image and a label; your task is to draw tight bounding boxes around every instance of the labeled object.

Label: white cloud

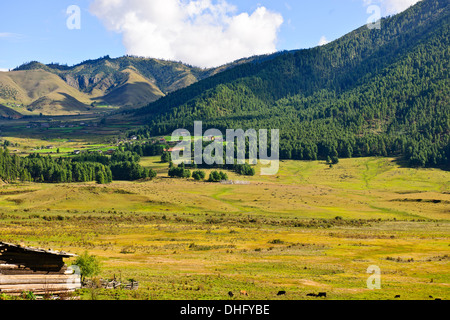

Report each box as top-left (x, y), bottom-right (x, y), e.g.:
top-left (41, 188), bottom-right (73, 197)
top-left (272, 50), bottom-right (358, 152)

top-left (0, 32), bottom-right (22, 39)
top-left (0, 68), bottom-right (9, 72)
top-left (90, 0), bottom-right (283, 68)
top-left (318, 36), bottom-right (330, 46)
top-left (363, 0), bottom-right (422, 16)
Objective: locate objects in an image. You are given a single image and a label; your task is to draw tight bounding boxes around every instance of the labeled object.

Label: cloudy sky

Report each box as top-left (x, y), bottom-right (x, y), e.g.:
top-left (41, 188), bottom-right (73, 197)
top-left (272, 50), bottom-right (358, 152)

top-left (0, 0), bottom-right (421, 70)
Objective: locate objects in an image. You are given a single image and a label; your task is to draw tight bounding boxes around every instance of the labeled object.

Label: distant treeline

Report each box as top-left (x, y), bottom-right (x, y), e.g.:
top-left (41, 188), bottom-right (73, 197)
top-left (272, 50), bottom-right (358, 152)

top-left (122, 141), bottom-right (165, 157)
top-left (0, 148), bottom-right (156, 184)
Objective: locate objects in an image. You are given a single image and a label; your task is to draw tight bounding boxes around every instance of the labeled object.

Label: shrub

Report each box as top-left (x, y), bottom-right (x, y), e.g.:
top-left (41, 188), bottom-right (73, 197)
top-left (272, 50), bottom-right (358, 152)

top-left (268, 239), bottom-right (284, 244)
top-left (22, 291), bottom-right (36, 300)
top-left (208, 171), bottom-right (228, 182)
top-left (161, 151), bottom-right (171, 163)
top-left (168, 165), bottom-right (191, 178)
top-left (74, 251), bottom-right (101, 282)
top-left (0, 293), bottom-right (9, 300)
top-left (192, 170), bottom-right (206, 181)
top-left (148, 168), bottom-right (157, 179)
top-left (219, 171), bottom-right (228, 181)
top-left (235, 163), bottom-right (255, 176)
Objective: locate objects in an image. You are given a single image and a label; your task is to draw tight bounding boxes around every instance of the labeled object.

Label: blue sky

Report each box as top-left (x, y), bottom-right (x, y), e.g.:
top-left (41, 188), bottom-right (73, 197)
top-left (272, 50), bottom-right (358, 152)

top-left (0, 0), bottom-right (420, 70)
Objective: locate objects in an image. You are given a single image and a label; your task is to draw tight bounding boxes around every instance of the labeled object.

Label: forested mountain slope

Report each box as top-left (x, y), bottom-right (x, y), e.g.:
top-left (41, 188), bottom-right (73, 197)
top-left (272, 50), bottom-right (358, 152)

top-left (134, 0), bottom-right (449, 168)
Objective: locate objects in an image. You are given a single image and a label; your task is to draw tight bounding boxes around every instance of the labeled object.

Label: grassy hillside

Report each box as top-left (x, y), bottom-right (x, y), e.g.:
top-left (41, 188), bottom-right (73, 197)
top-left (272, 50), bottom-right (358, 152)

top-left (0, 70), bottom-right (93, 115)
top-left (0, 157), bottom-right (448, 300)
top-left (97, 68), bottom-right (165, 109)
top-left (0, 104), bottom-right (22, 118)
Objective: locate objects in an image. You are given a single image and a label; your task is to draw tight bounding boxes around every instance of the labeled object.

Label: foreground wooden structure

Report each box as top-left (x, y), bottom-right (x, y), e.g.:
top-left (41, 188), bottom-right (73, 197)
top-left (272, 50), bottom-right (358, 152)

top-left (0, 242), bottom-right (81, 296)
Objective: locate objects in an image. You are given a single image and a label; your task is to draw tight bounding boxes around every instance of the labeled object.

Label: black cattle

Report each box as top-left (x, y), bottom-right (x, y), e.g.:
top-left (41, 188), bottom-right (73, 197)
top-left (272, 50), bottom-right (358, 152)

top-left (306, 293), bottom-right (317, 297)
top-left (228, 291), bottom-right (234, 298)
top-left (317, 292), bottom-right (327, 298)
top-left (277, 291), bottom-right (286, 296)
top-left (394, 295), bottom-right (401, 299)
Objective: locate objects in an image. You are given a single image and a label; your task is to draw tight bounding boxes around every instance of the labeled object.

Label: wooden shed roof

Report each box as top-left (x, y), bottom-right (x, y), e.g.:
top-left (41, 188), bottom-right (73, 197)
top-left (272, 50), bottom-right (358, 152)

top-left (0, 242), bottom-right (77, 258)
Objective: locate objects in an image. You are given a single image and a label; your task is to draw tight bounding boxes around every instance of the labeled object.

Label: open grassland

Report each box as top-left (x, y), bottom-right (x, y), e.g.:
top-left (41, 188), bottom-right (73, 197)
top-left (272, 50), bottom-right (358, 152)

top-left (0, 157), bottom-right (448, 300)
top-left (0, 136), bottom-right (115, 156)
top-left (0, 113), bottom-right (139, 144)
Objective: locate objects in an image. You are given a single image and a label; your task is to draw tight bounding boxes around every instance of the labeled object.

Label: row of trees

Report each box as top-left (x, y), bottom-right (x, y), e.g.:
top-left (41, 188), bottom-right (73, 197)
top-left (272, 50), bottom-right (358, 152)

top-left (123, 141), bottom-right (164, 157)
top-left (167, 162), bottom-right (229, 182)
top-left (0, 148), bottom-right (156, 184)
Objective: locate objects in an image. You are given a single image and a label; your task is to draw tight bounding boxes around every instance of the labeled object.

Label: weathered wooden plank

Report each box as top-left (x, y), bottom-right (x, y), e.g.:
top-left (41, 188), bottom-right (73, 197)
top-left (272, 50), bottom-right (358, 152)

top-left (0, 269), bottom-right (67, 275)
top-left (0, 275), bottom-right (81, 285)
top-left (0, 264), bottom-right (18, 269)
top-left (0, 281), bottom-right (81, 286)
top-left (0, 274), bottom-right (79, 279)
top-left (0, 288), bottom-right (78, 295)
top-left (0, 282), bottom-right (81, 289)
top-left (2, 289), bottom-right (77, 296)
top-left (0, 283), bottom-right (81, 291)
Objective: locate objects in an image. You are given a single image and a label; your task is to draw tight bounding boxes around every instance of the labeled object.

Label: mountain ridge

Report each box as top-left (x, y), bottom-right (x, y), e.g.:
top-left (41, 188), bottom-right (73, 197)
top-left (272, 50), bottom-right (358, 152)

top-left (0, 54), bottom-right (278, 116)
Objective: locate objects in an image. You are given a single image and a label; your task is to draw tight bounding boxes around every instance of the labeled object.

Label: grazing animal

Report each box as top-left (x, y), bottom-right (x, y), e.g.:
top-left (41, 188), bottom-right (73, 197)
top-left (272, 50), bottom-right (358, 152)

top-left (306, 293), bottom-right (317, 297)
top-left (277, 291), bottom-right (286, 296)
top-left (317, 292), bottom-right (327, 298)
top-left (394, 295), bottom-right (401, 299)
top-left (240, 290), bottom-right (249, 296)
top-left (228, 291), bottom-right (234, 298)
